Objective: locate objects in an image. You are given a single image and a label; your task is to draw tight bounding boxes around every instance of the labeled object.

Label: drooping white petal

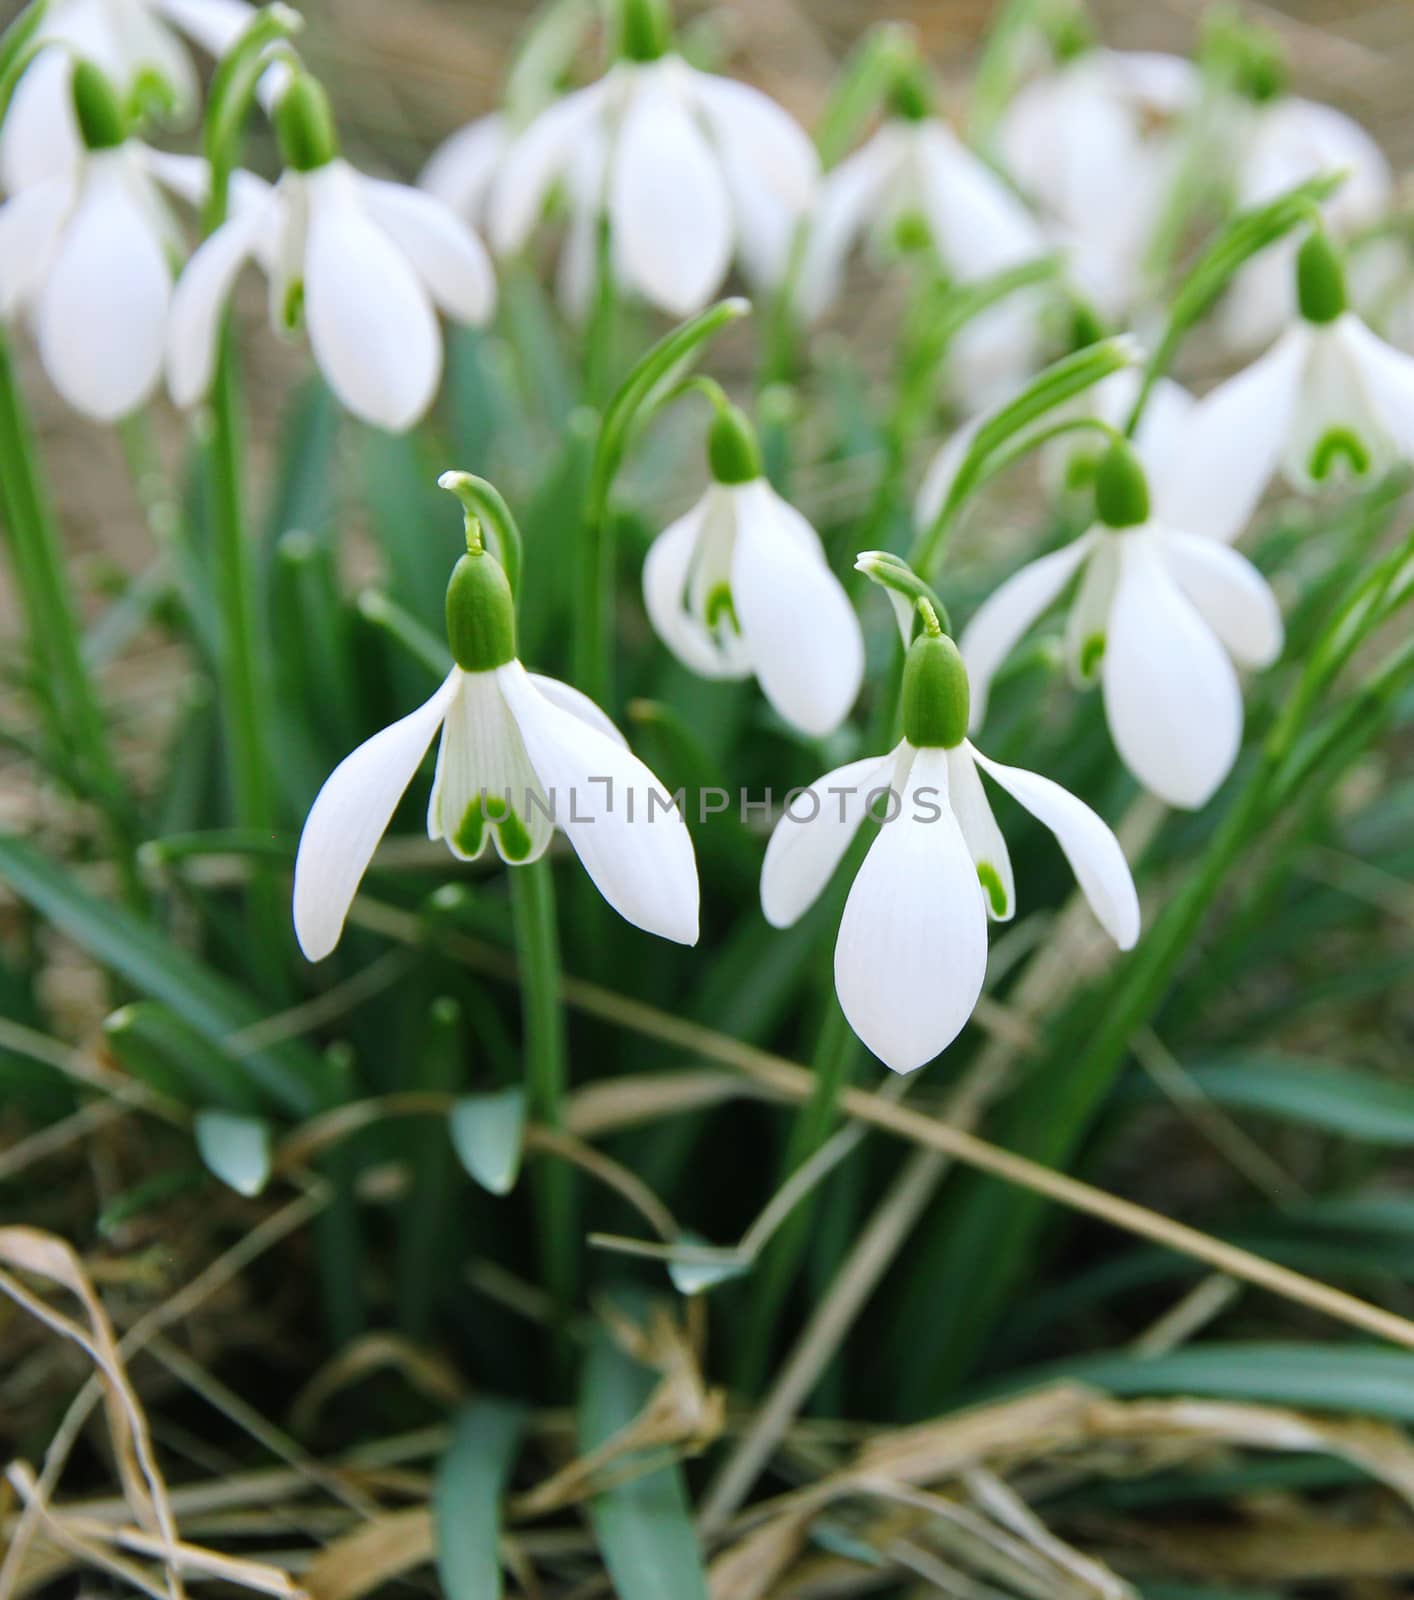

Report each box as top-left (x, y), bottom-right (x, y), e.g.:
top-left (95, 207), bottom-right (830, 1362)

top-left (0, 176), bottom-right (73, 317)
top-left (1336, 312), bottom-right (1414, 459)
top-left (760, 751), bottom-right (896, 928)
top-left (642, 489), bottom-right (753, 680)
top-left (357, 175), bottom-right (496, 325)
top-left (420, 112), bottom-right (510, 222)
top-left (427, 670), bottom-right (554, 865)
top-left (971, 744), bottom-right (1140, 949)
top-left (834, 746), bottom-right (988, 1074)
top-left (1102, 531), bottom-right (1243, 809)
top-left (1152, 325), bottom-right (1308, 542)
top-left (944, 745), bottom-right (1014, 922)
top-left (498, 662), bottom-right (700, 944)
top-left (959, 533), bottom-right (1098, 729)
top-left (795, 129), bottom-right (900, 322)
top-left (36, 152), bottom-right (170, 421)
top-left (302, 162), bottom-right (442, 431)
top-left (293, 671), bottom-right (459, 961)
top-left (915, 413), bottom-right (981, 531)
top-left (150, 0), bottom-right (256, 58)
top-left (915, 121), bottom-right (1044, 278)
top-left (0, 47), bottom-right (81, 192)
top-left (1156, 527), bottom-right (1283, 669)
top-left (165, 201), bottom-right (267, 405)
top-left (731, 482), bottom-right (863, 738)
top-left (489, 81), bottom-right (606, 256)
top-left (609, 66), bottom-right (732, 316)
top-left (526, 673), bottom-right (628, 748)
top-left (110, 0), bottom-right (201, 114)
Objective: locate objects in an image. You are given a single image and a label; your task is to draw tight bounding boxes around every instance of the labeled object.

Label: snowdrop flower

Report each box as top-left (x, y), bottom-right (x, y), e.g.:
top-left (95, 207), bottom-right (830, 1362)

top-left (294, 475), bottom-right (699, 960)
top-left (999, 47), bottom-right (1197, 317)
top-left (1, 0), bottom-right (255, 194)
top-left (642, 400), bottom-right (863, 738)
top-left (167, 71), bottom-right (495, 432)
top-left (961, 437), bottom-right (1284, 810)
top-left (797, 61), bottom-right (1046, 324)
top-left (761, 611), bottom-right (1138, 1073)
top-left (1220, 96), bottom-right (1390, 352)
top-left (1173, 231), bottom-right (1414, 541)
top-left (419, 112), bottom-right (510, 231)
top-left (486, 0), bottom-right (817, 317)
top-left (0, 62), bottom-right (201, 421)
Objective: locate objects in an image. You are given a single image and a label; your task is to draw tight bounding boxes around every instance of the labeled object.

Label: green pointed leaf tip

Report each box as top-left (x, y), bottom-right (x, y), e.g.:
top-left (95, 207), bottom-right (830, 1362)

top-left (450, 1088), bottom-right (527, 1194)
top-left (194, 1110), bottom-right (273, 1197)
top-left (1296, 230), bottom-right (1347, 324)
top-left (666, 1233), bottom-right (752, 1296)
top-left (71, 60), bottom-right (127, 150)
top-left (1094, 437), bottom-right (1151, 527)
top-left (902, 630), bottom-right (970, 749)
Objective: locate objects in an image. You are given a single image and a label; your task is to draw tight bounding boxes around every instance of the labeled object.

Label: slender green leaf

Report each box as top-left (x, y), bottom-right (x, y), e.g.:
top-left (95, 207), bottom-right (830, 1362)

top-left (434, 1399), bottom-right (526, 1600)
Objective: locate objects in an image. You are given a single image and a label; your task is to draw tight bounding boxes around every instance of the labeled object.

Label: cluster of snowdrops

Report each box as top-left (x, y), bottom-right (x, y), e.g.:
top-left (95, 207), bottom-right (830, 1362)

top-left (2, 0), bottom-right (1413, 1075)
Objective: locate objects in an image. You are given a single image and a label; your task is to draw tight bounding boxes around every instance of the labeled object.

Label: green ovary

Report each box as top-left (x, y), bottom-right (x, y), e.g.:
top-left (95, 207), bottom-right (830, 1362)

top-left (977, 862), bottom-right (1008, 917)
top-left (1309, 428), bottom-right (1371, 483)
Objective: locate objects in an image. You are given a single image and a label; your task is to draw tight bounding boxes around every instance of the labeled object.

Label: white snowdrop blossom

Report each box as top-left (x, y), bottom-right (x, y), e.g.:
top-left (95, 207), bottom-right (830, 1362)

top-left (166, 74), bottom-right (495, 432)
top-left (796, 106), bottom-right (1046, 324)
top-left (642, 405), bottom-right (864, 738)
top-left (486, 51), bottom-right (817, 318)
top-left (0, 63), bottom-right (205, 421)
top-left (1172, 232), bottom-right (1414, 541)
top-left (1, 0), bottom-right (254, 194)
top-left (1220, 97), bottom-right (1391, 352)
top-left (294, 491), bottom-right (699, 960)
top-left (419, 112), bottom-right (510, 230)
top-left (761, 625), bottom-right (1138, 1073)
top-left (999, 49), bottom-right (1197, 317)
top-left (960, 438), bottom-right (1284, 810)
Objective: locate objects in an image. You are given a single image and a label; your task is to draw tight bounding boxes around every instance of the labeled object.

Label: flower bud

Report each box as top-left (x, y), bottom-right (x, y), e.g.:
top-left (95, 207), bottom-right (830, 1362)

top-left (72, 61), bottom-right (127, 151)
top-left (274, 73), bottom-right (340, 173)
top-left (618, 0), bottom-right (671, 62)
top-left (1094, 437), bottom-right (1150, 529)
top-left (445, 536), bottom-right (517, 671)
top-left (707, 402), bottom-right (763, 485)
top-left (1296, 230), bottom-right (1347, 325)
top-left (902, 620), bottom-right (969, 749)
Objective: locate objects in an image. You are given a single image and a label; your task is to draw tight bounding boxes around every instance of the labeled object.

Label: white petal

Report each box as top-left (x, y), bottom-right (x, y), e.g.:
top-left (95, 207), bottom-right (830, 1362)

top-left (427, 670), bottom-right (554, 865)
top-left (609, 69), bottom-right (731, 316)
top-left (1063, 534), bottom-right (1119, 687)
top-left (642, 490), bottom-right (752, 680)
top-left (150, 0), bottom-right (256, 58)
top-left (1152, 326), bottom-right (1308, 542)
top-left (420, 112), bottom-right (510, 223)
top-left (357, 175), bottom-right (496, 325)
top-left (834, 746), bottom-right (988, 1074)
top-left (760, 751), bottom-right (896, 928)
top-left (1156, 527), bottom-right (1283, 669)
top-left (111, 0), bottom-right (201, 111)
top-left (731, 482), bottom-right (863, 738)
top-left (0, 47), bottom-right (81, 193)
top-left (165, 203), bottom-right (265, 406)
top-left (489, 83), bottom-right (605, 256)
top-left (945, 746), bottom-right (1014, 921)
top-left (0, 176), bottom-right (73, 317)
top-left (795, 130), bottom-right (898, 322)
top-left (37, 154), bottom-right (170, 421)
top-left (498, 662), bottom-right (700, 944)
top-left (915, 121), bottom-right (1043, 278)
top-left (1102, 532), bottom-right (1243, 809)
top-left (526, 673), bottom-right (627, 748)
top-left (1336, 312), bottom-right (1414, 459)
top-left (302, 163), bottom-right (442, 431)
top-left (293, 672), bottom-right (459, 961)
top-left (959, 533), bottom-right (1098, 729)
top-left (971, 743), bottom-right (1139, 948)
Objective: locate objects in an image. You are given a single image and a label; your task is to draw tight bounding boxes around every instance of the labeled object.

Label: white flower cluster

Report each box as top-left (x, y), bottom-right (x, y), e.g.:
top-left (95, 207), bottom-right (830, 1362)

top-left (4, 0), bottom-right (1410, 1077)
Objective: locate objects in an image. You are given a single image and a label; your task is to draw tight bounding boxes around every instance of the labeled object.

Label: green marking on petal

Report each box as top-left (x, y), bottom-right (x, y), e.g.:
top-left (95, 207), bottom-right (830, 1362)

top-left (282, 278), bottom-right (305, 331)
top-left (1309, 427), bottom-right (1371, 483)
top-left (495, 808), bottom-right (533, 862)
top-left (483, 792), bottom-right (509, 821)
top-left (891, 209), bottom-right (933, 255)
top-left (1080, 633), bottom-right (1106, 679)
top-left (705, 582), bottom-right (740, 637)
top-left (454, 796), bottom-right (487, 857)
top-left (977, 862), bottom-right (1008, 917)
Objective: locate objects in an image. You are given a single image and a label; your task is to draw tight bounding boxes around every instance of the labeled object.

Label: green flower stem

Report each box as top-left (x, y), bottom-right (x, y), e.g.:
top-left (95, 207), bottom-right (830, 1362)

top-left (0, 332), bottom-right (141, 903)
top-left (208, 325), bottom-right (283, 984)
top-left (512, 856), bottom-right (576, 1363)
